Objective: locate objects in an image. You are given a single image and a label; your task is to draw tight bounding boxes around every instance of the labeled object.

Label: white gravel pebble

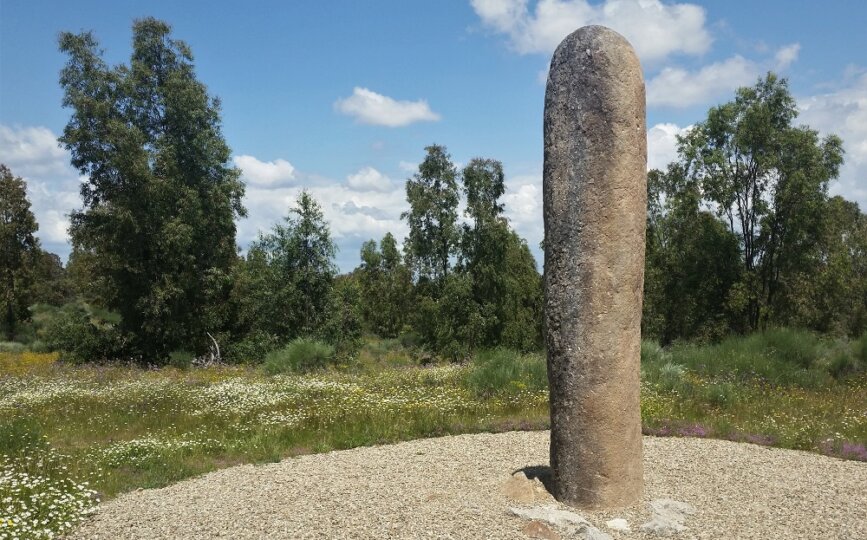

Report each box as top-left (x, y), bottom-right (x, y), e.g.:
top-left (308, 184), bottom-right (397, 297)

top-left (72, 432), bottom-right (867, 539)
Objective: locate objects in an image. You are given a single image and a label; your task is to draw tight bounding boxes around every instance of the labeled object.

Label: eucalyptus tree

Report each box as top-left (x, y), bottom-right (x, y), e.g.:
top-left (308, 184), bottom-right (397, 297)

top-left (678, 73), bottom-right (843, 330)
top-left (0, 165), bottom-right (39, 340)
top-left (402, 144), bottom-right (460, 290)
top-left (251, 191), bottom-right (336, 338)
top-left (58, 18), bottom-right (246, 361)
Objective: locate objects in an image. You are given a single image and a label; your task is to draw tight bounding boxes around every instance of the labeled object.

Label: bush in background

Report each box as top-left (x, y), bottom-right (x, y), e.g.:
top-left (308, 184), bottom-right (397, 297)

top-left (263, 338), bottom-right (335, 374)
top-left (464, 348), bottom-right (547, 398)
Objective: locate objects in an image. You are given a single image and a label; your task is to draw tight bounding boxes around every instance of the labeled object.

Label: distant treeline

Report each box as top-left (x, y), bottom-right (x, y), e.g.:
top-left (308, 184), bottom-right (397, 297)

top-left (1, 19), bottom-right (864, 363)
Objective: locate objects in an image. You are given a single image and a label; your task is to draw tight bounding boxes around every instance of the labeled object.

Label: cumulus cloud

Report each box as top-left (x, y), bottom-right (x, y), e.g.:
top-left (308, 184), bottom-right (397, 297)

top-left (233, 155), bottom-right (296, 186)
top-left (470, 0), bottom-right (712, 62)
top-left (647, 55), bottom-right (758, 107)
top-left (775, 43), bottom-right (801, 70)
top-left (398, 160), bottom-right (418, 173)
top-left (239, 179), bottom-right (410, 270)
top-left (647, 122), bottom-right (691, 170)
top-left (346, 166), bottom-right (393, 191)
top-left (334, 87), bottom-right (441, 127)
top-left (0, 124), bottom-right (81, 251)
top-left (646, 42), bottom-right (804, 109)
top-left (0, 125), bottom-right (69, 176)
top-left (503, 175), bottom-right (543, 254)
top-left (798, 71), bottom-right (867, 208)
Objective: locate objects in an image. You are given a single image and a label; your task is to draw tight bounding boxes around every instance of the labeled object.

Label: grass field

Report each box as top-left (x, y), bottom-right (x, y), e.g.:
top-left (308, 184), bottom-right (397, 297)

top-left (1, 329), bottom-right (865, 539)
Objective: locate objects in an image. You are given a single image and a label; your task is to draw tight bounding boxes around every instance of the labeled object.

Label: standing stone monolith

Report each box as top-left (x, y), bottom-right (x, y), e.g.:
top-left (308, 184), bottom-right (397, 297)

top-left (543, 25), bottom-right (646, 509)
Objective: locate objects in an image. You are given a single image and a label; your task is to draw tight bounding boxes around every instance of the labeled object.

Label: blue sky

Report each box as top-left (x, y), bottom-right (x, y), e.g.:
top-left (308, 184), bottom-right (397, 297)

top-left (2, 0), bottom-right (866, 271)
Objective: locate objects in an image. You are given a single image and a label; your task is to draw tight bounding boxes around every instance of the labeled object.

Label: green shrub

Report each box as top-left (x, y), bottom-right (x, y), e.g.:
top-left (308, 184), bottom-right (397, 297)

top-left (761, 327), bottom-right (820, 369)
top-left (827, 336), bottom-right (865, 378)
top-left (662, 329), bottom-right (835, 388)
top-left (398, 331), bottom-right (422, 349)
top-left (701, 382), bottom-right (739, 407)
top-left (0, 341), bottom-right (26, 353)
top-left (263, 338), bottom-right (335, 374)
top-left (640, 340), bottom-right (666, 364)
top-left (42, 302), bottom-right (124, 363)
top-left (656, 362), bottom-right (686, 391)
top-left (168, 350), bottom-right (194, 369)
top-left (224, 331), bottom-right (279, 364)
top-left (28, 339), bottom-right (50, 353)
top-left (856, 333), bottom-right (867, 363)
top-left (464, 348), bottom-right (547, 398)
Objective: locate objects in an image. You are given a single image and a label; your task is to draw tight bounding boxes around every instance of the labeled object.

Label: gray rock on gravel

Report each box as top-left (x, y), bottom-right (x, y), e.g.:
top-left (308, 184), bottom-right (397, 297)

top-left (604, 517), bottom-right (630, 532)
top-left (543, 23), bottom-right (647, 510)
top-left (639, 498), bottom-right (696, 536)
top-left (510, 506), bottom-right (612, 540)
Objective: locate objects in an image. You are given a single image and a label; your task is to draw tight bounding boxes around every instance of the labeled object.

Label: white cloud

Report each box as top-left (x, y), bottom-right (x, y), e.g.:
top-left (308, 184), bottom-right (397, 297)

top-left (0, 125), bottom-right (69, 176)
top-left (0, 124), bottom-right (81, 249)
top-left (647, 122), bottom-right (691, 170)
top-left (239, 179), bottom-right (410, 270)
top-left (470, 0), bottom-right (712, 62)
top-left (346, 166), bottom-right (393, 192)
top-left (646, 55), bottom-right (758, 107)
top-left (775, 43), bottom-right (800, 71)
top-left (503, 175), bottom-right (543, 252)
top-left (798, 72), bottom-right (867, 209)
top-left (398, 160), bottom-right (418, 173)
top-left (233, 155), bottom-right (296, 186)
top-left (334, 87), bottom-right (441, 127)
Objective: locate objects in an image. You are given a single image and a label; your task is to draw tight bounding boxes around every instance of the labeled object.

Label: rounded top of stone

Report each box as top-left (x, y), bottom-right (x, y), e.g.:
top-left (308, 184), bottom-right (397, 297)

top-left (549, 25), bottom-right (643, 82)
top-left (559, 25), bottom-right (632, 51)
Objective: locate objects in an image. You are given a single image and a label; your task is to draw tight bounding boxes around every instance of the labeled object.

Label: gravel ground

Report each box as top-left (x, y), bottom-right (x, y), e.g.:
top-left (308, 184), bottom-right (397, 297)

top-left (72, 431), bottom-right (866, 539)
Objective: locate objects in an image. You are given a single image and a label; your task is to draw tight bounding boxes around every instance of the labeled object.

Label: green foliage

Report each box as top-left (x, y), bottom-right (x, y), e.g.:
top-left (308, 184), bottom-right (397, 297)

top-left (357, 233), bottom-right (413, 338)
top-left (643, 166), bottom-right (743, 343)
top-left (427, 272), bottom-right (486, 360)
top-left (459, 158), bottom-right (542, 351)
top-left (402, 144), bottom-right (460, 287)
top-left (27, 250), bottom-right (73, 307)
top-left (263, 338), bottom-right (335, 374)
top-left (464, 348), bottom-right (547, 398)
top-left (168, 350), bottom-right (194, 369)
top-left (41, 302), bottom-right (123, 364)
top-left (319, 275), bottom-right (363, 357)
top-left (223, 330), bottom-right (279, 364)
top-left (775, 196), bottom-right (867, 336)
top-left (641, 328), bottom-right (866, 388)
top-left (395, 154), bottom-right (542, 358)
top-left (678, 73), bottom-right (845, 332)
top-left (247, 191), bottom-right (336, 340)
top-left (0, 341), bottom-right (26, 353)
top-left (58, 18), bottom-right (245, 363)
top-left (0, 164), bottom-right (40, 341)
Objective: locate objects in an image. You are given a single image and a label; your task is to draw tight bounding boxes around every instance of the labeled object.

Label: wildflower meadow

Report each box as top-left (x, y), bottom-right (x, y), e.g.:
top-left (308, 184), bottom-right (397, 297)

top-left (1, 330), bottom-right (866, 539)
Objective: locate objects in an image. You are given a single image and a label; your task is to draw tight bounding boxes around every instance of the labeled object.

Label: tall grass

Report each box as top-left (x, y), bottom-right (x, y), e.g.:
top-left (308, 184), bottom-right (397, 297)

top-left (464, 348), bottom-right (547, 398)
top-left (639, 329), bottom-right (866, 454)
top-left (644, 328), bottom-right (862, 388)
top-left (263, 338), bottom-right (335, 374)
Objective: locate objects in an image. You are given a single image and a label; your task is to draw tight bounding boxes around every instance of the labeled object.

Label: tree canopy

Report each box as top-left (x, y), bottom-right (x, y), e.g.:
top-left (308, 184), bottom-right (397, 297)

top-left (0, 164), bottom-right (39, 340)
top-left (58, 18), bottom-right (245, 361)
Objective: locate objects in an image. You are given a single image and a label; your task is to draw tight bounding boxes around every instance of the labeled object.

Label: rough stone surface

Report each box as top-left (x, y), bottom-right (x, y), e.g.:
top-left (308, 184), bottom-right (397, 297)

top-left (72, 432), bottom-right (867, 539)
top-left (504, 472), bottom-right (555, 503)
top-left (522, 520), bottom-right (562, 540)
top-left (639, 499), bottom-right (696, 536)
top-left (543, 24), bottom-right (647, 509)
